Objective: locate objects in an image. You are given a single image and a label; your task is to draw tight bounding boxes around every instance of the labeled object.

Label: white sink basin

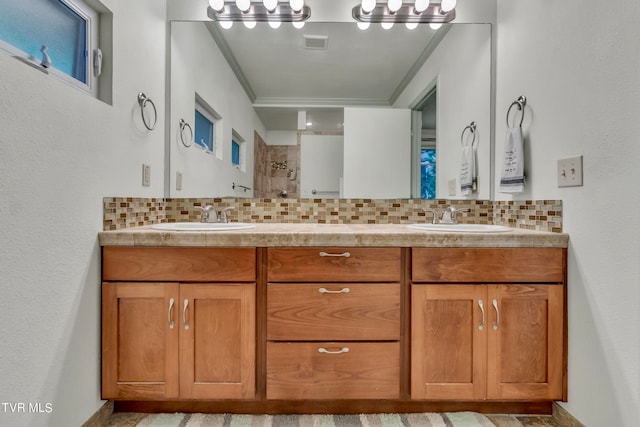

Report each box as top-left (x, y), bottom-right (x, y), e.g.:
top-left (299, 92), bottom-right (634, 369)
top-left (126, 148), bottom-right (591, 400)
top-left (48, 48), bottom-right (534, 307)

top-left (407, 223), bottom-right (513, 233)
top-left (151, 222), bottom-right (256, 231)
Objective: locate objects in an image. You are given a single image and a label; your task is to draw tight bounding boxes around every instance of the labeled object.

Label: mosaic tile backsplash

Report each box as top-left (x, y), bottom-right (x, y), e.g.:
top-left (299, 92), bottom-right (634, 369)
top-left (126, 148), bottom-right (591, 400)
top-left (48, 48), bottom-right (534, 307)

top-left (103, 197), bottom-right (562, 232)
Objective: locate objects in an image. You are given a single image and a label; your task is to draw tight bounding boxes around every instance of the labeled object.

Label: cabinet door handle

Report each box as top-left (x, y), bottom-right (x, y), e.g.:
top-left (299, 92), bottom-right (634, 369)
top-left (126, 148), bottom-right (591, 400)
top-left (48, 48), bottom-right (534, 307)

top-left (319, 287), bottom-right (350, 294)
top-left (478, 299), bottom-right (485, 331)
top-left (318, 347), bottom-right (350, 354)
top-left (492, 299), bottom-right (499, 331)
top-left (183, 299), bottom-right (190, 330)
top-left (319, 251), bottom-right (351, 258)
top-left (168, 298), bottom-right (175, 329)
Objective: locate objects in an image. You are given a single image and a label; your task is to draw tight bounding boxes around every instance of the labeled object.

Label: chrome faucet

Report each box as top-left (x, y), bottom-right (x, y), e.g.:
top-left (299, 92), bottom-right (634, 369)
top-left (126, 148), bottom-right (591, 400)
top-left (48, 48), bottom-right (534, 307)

top-left (194, 205), bottom-right (235, 223)
top-left (422, 206), bottom-right (470, 224)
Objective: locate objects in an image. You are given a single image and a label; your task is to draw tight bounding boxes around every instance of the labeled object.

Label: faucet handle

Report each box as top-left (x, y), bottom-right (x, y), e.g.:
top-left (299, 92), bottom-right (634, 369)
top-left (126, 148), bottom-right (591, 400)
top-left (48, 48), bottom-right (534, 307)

top-left (220, 206), bottom-right (235, 223)
top-left (194, 205), bottom-right (218, 223)
top-left (422, 208), bottom-right (440, 224)
top-left (447, 207), bottom-right (470, 224)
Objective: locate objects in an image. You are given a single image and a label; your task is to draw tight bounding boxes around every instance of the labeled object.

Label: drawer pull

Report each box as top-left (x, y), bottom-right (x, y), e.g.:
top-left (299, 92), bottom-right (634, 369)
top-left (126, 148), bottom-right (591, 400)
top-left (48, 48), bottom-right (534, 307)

top-left (319, 287), bottom-right (350, 294)
top-left (318, 347), bottom-right (350, 354)
top-left (478, 299), bottom-right (484, 331)
top-left (319, 251), bottom-right (351, 258)
top-left (183, 299), bottom-right (190, 330)
top-left (168, 298), bottom-right (175, 329)
top-left (492, 299), bottom-right (500, 331)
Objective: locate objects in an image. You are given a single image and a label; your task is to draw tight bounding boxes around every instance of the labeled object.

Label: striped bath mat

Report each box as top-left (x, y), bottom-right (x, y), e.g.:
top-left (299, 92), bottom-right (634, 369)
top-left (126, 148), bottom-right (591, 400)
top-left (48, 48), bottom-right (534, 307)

top-left (135, 412), bottom-right (496, 426)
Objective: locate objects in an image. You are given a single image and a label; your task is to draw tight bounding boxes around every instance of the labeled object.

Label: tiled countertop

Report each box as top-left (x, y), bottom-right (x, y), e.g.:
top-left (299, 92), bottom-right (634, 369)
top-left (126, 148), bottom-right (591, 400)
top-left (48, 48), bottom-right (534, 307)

top-left (98, 223), bottom-right (568, 248)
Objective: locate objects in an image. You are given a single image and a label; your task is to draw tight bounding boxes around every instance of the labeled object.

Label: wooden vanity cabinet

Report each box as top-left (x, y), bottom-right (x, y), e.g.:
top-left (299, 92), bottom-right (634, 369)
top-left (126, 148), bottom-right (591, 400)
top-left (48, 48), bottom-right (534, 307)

top-left (101, 247), bottom-right (256, 400)
top-left (265, 247), bottom-right (402, 400)
top-left (411, 248), bottom-right (566, 401)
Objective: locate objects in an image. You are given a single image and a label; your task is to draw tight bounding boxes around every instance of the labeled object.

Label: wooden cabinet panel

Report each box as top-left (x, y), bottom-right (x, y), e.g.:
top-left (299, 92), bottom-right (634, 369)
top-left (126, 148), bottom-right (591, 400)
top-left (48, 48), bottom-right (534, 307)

top-left (102, 282), bottom-right (179, 400)
top-left (267, 342), bottom-right (400, 400)
top-left (267, 283), bottom-right (400, 341)
top-left (487, 285), bottom-right (564, 400)
top-left (103, 247), bottom-right (256, 282)
top-left (267, 247), bottom-right (401, 282)
top-left (412, 248), bottom-right (564, 283)
top-left (411, 285), bottom-right (486, 400)
top-left (180, 283), bottom-right (256, 400)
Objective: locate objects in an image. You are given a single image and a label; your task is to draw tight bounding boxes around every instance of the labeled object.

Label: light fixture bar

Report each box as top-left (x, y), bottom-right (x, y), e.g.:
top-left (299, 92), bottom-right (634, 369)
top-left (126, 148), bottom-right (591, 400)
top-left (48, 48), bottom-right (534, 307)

top-left (207, 2), bottom-right (311, 22)
top-left (352, 2), bottom-right (455, 23)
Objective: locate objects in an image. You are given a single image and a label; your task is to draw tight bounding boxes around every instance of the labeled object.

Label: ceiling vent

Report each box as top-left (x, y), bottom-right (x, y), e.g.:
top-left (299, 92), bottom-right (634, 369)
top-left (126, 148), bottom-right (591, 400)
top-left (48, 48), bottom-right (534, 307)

top-left (303, 35), bottom-right (328, 50)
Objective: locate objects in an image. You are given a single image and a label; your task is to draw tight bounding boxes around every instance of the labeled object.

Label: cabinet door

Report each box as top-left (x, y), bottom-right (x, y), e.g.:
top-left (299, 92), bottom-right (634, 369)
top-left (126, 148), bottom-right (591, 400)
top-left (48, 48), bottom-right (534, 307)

top-left (179, 283), bottom-right (256, 399)
top-left (102, 282), bottom-right (179, 400)
top-left (411, 285), bottom-right (487, 400)
top-left (486, 284), bottom-right (564, 400)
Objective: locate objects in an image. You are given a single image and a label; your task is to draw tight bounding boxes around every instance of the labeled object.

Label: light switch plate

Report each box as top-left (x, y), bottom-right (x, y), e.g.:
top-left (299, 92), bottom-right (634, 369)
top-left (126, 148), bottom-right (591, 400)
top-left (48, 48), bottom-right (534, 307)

top-left (176, 171), bottom-right (182, 191)
top-left (142, 164), bottom-right (151, 187)
top-left (557, 155), bottom-right (583, 187)
top-left (448, 179), bottom-right (457, 196)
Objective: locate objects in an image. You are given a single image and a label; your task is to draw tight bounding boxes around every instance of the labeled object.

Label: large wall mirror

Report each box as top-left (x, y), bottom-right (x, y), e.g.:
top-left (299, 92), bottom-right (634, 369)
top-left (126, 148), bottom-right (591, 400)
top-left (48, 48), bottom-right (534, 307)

top-left (167, 18), bottom-right (492, 200)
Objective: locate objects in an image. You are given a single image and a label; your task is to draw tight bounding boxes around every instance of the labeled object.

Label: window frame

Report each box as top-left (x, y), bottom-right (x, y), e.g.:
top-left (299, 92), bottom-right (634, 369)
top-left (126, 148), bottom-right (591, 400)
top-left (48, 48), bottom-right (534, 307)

top-left (0, 0), bottom-right (99, 96)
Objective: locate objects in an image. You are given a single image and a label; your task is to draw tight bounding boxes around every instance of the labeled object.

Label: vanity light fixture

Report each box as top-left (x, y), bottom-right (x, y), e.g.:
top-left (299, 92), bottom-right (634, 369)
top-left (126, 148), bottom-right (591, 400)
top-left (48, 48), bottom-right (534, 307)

top-left (352, 1), bottom-right (456, 25)
top-left (207, 1), bottom-right (311, 26)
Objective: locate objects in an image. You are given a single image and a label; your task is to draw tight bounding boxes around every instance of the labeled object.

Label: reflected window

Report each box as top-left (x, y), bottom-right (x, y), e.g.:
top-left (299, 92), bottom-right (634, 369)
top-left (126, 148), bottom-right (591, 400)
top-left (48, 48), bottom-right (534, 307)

top-left (194, 104), bottom-right (215, 152)
top-left (420, 148), bottom-right (436, 199)
top-left (231, 140), bottom-right (240, 166)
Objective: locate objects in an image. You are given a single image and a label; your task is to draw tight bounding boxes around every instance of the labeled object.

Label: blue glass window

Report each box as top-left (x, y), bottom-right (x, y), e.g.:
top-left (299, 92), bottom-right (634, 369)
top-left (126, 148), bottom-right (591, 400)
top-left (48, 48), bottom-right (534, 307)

top-left (194, 109), bottom-right (214, 152)
top-left (231, 140), bottom-right (240, 166)
top-left (0, 0), bottom-right (91, 84)
top-left (420, 148), bottom-right (436, 199)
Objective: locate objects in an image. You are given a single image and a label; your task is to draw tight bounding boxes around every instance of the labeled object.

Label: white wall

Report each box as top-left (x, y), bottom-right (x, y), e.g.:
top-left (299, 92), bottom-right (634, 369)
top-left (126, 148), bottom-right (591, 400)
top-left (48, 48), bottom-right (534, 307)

top-left (395, 24), bottom-right (492, 199)
top-left (300, 134), bottom-right (344, 197)
top-left (170, 22), bottom-right (265, 198)
top-left (0, 1), bottom-right (167, 426)
top-left (266, 130), bottom-right (297, 146)
top-left (343, 107), bottom-right (411, 198)
top-left (495, 1), bottom-right (640, 425)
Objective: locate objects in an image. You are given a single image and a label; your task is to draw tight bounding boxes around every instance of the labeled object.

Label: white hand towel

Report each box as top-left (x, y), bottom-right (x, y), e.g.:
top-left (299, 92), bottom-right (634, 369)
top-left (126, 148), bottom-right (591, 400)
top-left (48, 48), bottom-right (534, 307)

top-left (499, 126), bottom-right (525, 193)
top-left (460, 144), bottom-right (476, 196)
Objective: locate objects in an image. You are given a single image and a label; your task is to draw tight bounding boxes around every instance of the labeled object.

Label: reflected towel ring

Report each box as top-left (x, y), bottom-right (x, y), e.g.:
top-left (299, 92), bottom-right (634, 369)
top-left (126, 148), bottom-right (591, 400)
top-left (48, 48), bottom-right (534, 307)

top-left (506, 95), bottom-right (527, 128)
top-left (461, 121), bottom-right (477, 147)
top-left (179, 119), bottom-right (193, 147)
top-left (137, 92), bottom-right (157, 130)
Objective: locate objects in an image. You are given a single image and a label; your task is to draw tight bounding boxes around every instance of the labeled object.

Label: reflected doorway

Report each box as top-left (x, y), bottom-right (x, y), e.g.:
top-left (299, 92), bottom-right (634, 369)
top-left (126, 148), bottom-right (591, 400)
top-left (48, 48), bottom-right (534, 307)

top-left (411, 85), bottom-right (437, 199)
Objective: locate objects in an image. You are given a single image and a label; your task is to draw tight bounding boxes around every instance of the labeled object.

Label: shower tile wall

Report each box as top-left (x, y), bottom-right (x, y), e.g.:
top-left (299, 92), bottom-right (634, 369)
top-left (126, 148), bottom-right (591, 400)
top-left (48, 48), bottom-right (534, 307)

top-left (254, 133), bottom-right (298, 198)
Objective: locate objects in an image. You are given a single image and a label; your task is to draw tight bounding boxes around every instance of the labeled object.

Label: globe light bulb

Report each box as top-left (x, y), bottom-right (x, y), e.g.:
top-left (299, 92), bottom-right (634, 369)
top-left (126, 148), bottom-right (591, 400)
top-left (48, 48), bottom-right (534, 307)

top-left (429, 22), bottom-right (442, 30)
top-left (289, 0), bottom-right (304, 12)
top-left (440, 0), bottom-right (456, 12)
top-left (243, 20), bottom-right (257, 29)
top-left (263, 0), bottom-right (278, 12)
top-left (357, 22), bottom-right (370, 30)
top-left (405, 22), bottom-right (418, 30)
top-left (388, 0), bottom-right (402, 13)
top-left (414, 0), bottom-right (430, 13)
top-left (381, 21), bottom-right (394, 30)
top-left (236, 0), bottom-right (251, 12)
top-left (209, 0), bottom-right (225, 12)
top-left (292, 21), bottom-right (305, 29)
top-left (219, 21), bottom-right (233, 29)
top-left (361, 0), bottom-right (376, 13)
top-left (269, 20), bottom-right (282, 29)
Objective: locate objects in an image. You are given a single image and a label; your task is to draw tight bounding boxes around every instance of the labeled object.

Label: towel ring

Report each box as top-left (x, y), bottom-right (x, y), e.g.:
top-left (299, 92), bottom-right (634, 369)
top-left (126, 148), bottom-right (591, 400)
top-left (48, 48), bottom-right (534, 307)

top-left (506, 95), bottom-right (527, 127)
top-left (461, 121), bottom-right (477, 147)
top-left (137, 92), bottom-right (157, 131)
top-left (179, 119), bottom-right (193, 147)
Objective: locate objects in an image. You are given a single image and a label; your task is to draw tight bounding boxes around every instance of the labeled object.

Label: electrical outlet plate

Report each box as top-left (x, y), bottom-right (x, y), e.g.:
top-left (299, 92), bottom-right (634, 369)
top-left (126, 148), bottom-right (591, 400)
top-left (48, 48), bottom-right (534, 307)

top-left (448, 179), bottom-right (457, 196)
top-left (176, 171), bottom-right (182, 191)
top-left (557, 155), bottom-right (583, 187)
top-left (142, 164), bottom-right (151, 187)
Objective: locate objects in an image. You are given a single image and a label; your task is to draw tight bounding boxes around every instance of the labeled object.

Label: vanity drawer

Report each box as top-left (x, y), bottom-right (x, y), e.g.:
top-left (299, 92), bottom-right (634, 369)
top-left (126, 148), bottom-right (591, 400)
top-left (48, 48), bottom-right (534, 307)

top-left (102, 247), bottom-right (256, 281)
top-left (412, 248), bottom-right (564, 283)
top-left (267, 283), bottom-right (400, 341)
top-left (267, 247), bottom-right (401, 282)
top-left (267, 342), bottom-right (400, 400)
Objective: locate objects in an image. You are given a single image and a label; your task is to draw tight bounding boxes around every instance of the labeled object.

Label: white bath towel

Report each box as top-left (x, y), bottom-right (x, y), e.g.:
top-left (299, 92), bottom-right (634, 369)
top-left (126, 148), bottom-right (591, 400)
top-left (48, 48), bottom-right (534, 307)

top-left (499, 126), bottom-right (525, 193)
top-left (460, 143), bottom-right (476, 196)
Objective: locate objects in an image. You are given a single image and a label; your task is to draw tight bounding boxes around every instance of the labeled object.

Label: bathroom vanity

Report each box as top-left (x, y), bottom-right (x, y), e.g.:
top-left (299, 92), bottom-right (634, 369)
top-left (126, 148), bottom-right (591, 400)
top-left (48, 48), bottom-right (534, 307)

top-left (99, 223), bottom-right (568, 414)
